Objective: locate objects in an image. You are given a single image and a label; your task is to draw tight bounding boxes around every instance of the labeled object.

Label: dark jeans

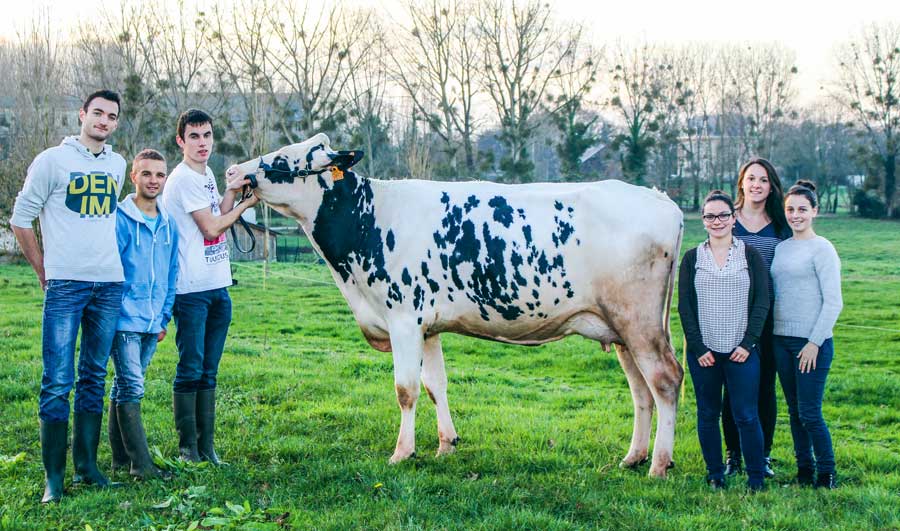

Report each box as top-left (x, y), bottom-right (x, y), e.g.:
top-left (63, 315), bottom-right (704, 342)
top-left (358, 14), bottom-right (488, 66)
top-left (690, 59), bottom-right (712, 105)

top-left (687, 348), bottom-right (765, 486)
top-left (173, 288), bottom-right (232, 393)
top-left (773, 335), bottom-right (835, 474)
top-left (110, 332), bottom-right (158, 403)
top-left (40, 280), bottom-right (123, 422)
top-left (723, 315), bottom-right (777, 455)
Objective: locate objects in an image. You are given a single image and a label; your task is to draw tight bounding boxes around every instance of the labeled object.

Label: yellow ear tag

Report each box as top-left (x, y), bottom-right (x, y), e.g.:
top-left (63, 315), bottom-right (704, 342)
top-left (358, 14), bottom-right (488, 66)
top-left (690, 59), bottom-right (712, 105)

top-left (330, 166), bottom-right (344, 181)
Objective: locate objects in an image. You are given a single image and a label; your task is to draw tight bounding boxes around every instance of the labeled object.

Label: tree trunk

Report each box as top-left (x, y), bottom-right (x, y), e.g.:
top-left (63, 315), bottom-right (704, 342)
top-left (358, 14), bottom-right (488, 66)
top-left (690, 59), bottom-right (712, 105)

top-left (885, 153), bottom-right (896, 218)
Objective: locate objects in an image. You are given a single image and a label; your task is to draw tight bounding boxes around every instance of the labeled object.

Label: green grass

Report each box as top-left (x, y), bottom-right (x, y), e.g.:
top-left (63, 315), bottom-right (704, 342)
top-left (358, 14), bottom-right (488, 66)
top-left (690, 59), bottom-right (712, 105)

top-left (1, 215), bottom-right (899, 530)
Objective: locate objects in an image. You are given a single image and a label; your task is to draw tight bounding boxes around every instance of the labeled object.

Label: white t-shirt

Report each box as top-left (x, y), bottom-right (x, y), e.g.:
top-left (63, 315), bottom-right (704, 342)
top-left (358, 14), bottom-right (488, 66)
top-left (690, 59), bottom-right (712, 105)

top-left (161, 161), bottom-right (232, 294)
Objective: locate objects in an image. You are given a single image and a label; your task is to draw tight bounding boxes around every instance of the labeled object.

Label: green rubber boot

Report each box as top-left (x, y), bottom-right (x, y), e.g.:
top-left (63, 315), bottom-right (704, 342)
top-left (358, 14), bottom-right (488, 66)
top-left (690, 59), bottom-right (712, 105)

top-left (173, 392), bottom-right (200, 462)
top-left (196, 389), bottom-right (224, 465)
top-left (117, 402), bottom-right (170, 480)
top-left (40, 420), bottom-right (67, 503)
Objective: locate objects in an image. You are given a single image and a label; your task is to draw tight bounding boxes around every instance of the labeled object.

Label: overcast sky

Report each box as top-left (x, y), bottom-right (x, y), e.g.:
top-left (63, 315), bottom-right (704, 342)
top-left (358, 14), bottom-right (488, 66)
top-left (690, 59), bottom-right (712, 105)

top-left (2, 0), bottom-right (899, 104)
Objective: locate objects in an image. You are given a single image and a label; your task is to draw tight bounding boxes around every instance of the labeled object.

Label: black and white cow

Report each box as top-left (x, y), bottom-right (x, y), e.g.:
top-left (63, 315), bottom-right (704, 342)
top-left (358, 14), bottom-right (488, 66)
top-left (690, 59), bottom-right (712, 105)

top-left (228, 133), bottom-right (684, 477)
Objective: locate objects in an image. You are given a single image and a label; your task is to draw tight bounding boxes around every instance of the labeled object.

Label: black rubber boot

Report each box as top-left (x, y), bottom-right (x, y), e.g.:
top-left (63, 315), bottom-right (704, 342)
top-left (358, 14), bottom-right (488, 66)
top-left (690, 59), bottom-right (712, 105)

top-left (196, 389), bottom-right (224, 465)
top-left (72, 411), bottom-right (116, 487)
top-left (724, 450), bottom-right (743, 476)
top-left (40, 420), bottom-right (68, 503)
top-left (108, 400), bottom-right (130, 471)
top-left (173, 392), bottom-right (200, 462)
top-left (117, 402), bottom-right (171, 480)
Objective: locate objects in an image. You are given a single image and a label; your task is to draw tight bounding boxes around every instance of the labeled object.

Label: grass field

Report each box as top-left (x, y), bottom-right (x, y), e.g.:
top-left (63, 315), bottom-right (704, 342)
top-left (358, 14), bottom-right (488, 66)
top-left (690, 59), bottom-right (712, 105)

top-left (1, 215), bottom-right (899, 530)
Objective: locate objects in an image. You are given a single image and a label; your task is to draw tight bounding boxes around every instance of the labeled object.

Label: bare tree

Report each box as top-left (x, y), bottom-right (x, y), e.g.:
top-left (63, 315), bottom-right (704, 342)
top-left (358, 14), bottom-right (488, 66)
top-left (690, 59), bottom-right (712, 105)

top-left (268, 0), bottom-right (367, 143)
top-left (606, 41), bottom-right (668, 185)
top-left (477, 0), bottom-right (591, 182)
top-left (546, 40), bottom-right (601, 180)
top-left (344, 13), bottom-right (394, 179)
top-left (7, 14), bottom-right (70, 163)
top-left (670, 44), bottom-right (715, 210)
top-left (136, 0), bottom-right (221, 160)
top-left (210, 0), bottom-right (277, 159)
top-left (834, 22), bottom-right (900, 217)
top-left (0, 12), bottom-right (69, 225)
top-left (70, 1), bottom-right (162, 161)
top-left (390, 0), bottom-right (481, 177)
top-left (723, 43), bottom-right (798, 160)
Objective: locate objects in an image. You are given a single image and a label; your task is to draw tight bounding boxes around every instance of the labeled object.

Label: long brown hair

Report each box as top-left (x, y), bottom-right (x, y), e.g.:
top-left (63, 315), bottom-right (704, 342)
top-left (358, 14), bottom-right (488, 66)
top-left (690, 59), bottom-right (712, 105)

top-left (736, 157), bottom-right (789, 238)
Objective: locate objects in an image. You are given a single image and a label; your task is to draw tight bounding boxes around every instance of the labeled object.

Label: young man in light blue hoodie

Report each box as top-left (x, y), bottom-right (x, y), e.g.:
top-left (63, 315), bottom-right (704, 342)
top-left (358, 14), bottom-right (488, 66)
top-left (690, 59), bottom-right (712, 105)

top-left (108, 148), bottom-right (177, 480)
top-left (10, 90), bottom-right (126, 503)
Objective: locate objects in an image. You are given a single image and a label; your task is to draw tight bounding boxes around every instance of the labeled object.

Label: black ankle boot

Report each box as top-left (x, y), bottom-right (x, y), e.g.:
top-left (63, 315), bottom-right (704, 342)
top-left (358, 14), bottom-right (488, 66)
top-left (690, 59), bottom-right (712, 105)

top-left (72, 411), bottom-right (116, 487)
top-left (796, 466), bottom-right (815, 487)
top-left (706, 475), bottom-right (726, 490)
top-left (724, 450), bottom-right (743, 476)
top-left (763, 456), bottom-right (775, 478)
top-left (173, 392), bottom-right (200, 462)
top-left (40, 420), bottom-right (68, 503)
top-left (815, 472), bottom-right (837, 489)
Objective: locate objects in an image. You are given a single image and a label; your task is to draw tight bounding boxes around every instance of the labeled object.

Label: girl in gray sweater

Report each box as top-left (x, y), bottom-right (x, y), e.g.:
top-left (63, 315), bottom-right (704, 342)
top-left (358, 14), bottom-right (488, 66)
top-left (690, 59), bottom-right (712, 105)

top-left (770, 180), bottom-right (843, 489)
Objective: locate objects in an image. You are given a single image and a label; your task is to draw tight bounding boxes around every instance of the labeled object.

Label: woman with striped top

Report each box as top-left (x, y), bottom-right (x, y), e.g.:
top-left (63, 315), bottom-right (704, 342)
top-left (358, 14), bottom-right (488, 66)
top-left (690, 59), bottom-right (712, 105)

top-left (771, 181), bottom-right (843, 489)
top-left (678, 191), bottom-right (770, 491)
top-left (721, 158), bottom-right (790, 478)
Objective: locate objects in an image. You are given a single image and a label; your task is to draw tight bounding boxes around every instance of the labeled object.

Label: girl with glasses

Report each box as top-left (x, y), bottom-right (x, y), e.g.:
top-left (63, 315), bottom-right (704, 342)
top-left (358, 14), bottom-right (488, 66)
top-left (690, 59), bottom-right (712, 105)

top-left (721, 158), bottom-right (791, 479)
top-left (770, 180), bottom-right (842, 489)
top-left (678, 190), bottom-right (771, 491)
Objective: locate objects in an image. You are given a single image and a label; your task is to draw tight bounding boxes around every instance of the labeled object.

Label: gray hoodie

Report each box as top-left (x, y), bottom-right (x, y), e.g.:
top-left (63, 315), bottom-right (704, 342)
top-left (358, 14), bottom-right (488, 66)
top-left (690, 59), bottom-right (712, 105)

top-left (10, 136), bottom-right (127, 282)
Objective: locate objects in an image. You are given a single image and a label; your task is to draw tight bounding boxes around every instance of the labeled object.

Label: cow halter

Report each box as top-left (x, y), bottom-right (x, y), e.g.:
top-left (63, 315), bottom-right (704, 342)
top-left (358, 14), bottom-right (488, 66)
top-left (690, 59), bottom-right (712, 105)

top-left (247, 158), bottom-right (345, 190)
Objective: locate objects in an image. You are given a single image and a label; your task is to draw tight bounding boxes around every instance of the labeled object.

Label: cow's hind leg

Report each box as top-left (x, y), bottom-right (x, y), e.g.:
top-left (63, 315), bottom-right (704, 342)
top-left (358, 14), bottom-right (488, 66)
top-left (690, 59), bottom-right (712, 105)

top-left (625, 332), bottom-right (683, 478)
top-left (421, 334), bottom-right (459, 456)
top-left (615, 343), bottom-right (654, 468)
top-left (389, 321), bottom-right (424, 464)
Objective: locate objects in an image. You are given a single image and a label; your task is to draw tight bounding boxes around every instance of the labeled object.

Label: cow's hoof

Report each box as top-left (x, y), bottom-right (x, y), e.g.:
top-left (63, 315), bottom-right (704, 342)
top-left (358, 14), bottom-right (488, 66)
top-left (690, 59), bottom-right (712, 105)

top-left (648, 463), bottom-right (672, 478)
top-left (436, 443), bottom-right (457, 457)
top-left (619, 455), bottom-right (649, 469)
top-left (389, 449), bottom-right (416, 464)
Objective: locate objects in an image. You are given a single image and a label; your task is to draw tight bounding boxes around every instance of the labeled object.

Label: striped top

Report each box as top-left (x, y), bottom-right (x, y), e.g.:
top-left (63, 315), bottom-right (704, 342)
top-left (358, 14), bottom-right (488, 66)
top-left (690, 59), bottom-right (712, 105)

top-left (734, 218), bottom-right (785, 302)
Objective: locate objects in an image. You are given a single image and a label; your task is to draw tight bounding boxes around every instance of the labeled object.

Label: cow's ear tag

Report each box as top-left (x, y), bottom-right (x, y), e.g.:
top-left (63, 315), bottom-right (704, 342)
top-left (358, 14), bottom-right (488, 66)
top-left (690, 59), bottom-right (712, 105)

top-left (330, 166), bottom-right (344, 181)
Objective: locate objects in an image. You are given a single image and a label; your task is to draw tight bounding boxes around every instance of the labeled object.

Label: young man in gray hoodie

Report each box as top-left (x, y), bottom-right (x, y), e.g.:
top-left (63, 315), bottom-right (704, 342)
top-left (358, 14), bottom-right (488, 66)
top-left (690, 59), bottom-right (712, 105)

top-left (10, 90), bottom-right (127, 503)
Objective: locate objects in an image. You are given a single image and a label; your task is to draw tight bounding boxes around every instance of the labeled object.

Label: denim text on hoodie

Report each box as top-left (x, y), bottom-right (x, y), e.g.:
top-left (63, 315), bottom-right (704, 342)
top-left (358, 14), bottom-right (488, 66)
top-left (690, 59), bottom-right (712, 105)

top-left (9, 136), bottom-right (127, 282)
top-left (116, 194), bottom-right (179, 333)
top-left (160, 162), bottom-right (232, 294)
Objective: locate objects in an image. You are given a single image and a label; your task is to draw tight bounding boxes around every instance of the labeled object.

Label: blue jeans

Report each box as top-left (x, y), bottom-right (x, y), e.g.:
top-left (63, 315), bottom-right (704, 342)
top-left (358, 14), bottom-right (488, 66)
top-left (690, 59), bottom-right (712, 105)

top-left (40, 280), bottom-right (123, 422)
top-left (687, 349), bottom-right (765, 487)
top-left (173, 288), bottom-right (232, 393)
top-left (773, 336), bottom-right (835, 474)
top-left (109, 332), bottom-right (158, 403)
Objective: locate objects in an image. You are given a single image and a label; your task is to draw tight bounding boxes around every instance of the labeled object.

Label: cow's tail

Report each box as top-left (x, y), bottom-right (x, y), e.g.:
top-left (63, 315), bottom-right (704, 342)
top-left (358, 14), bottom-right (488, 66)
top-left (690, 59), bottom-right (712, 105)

top-left (662, 221), bottom-right (683, 341)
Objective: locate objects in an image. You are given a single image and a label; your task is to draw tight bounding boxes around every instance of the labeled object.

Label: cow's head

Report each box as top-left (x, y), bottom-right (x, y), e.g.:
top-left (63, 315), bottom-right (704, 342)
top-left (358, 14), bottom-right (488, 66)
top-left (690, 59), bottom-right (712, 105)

top-left (230, 133), bottom-right (365, 217)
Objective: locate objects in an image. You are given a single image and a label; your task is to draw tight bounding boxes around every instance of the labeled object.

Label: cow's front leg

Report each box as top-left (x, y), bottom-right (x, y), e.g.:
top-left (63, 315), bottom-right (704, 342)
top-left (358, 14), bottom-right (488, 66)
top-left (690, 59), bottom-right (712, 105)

top-left (421, 334), bottom-right (459, 456)
top-left (389, 320), bottom-right (424, 464)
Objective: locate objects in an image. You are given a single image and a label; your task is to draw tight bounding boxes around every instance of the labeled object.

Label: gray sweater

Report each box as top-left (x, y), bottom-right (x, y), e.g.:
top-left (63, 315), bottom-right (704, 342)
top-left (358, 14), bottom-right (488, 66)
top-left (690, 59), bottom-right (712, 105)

top-left (10, 137), bottom-right (126, 282)
top-left (771, 236), bottom-right (843, 346)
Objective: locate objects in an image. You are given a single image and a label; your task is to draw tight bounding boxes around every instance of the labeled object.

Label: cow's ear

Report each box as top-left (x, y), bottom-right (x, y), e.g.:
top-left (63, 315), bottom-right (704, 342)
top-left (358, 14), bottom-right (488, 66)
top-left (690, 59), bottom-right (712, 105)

top-left (329, 150), bottom-right (365, 170)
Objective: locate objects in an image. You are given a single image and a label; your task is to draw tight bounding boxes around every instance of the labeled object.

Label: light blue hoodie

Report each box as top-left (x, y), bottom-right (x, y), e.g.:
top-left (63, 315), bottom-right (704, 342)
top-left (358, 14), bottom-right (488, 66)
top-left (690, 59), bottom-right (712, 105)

top-left (116, 194), bottom-right (179, 333)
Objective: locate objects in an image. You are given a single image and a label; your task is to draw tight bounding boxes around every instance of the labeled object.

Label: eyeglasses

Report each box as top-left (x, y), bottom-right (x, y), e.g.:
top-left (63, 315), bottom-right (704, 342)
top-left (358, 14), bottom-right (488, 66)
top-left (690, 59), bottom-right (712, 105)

top-left (702, 212), bottom-right (733, 223)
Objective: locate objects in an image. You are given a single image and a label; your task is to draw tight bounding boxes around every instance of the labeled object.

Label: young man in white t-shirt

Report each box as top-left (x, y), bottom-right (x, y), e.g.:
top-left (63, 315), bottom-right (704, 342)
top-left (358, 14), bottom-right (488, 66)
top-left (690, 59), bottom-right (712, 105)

top-left (161, 109), bottom-right (258, 464)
